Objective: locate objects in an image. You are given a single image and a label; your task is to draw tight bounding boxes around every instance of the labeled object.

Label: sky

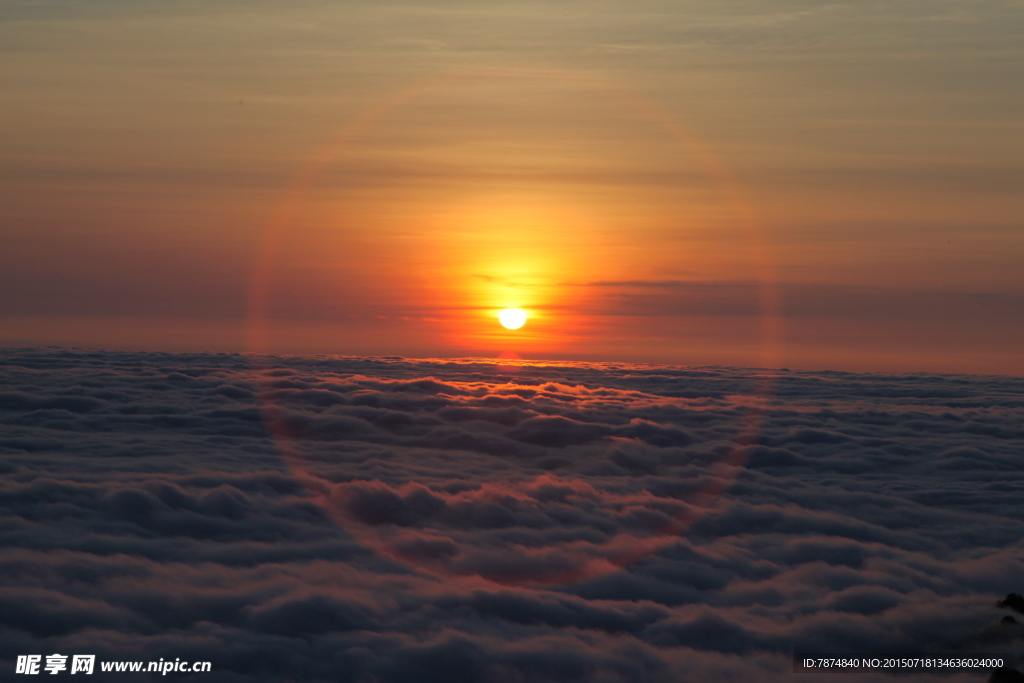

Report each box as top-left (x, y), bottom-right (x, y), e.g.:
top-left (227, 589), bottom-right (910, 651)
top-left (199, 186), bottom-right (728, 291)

top-left (1, 0), bottom-right (1022, 373)
top-left (2, 348), bottom-right (1023, 681)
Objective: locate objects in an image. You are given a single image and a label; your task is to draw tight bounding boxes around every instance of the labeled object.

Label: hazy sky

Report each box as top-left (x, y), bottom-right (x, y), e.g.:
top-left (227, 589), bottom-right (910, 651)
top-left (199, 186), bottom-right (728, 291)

top-left (1, 0), bottom-right (1021, 373)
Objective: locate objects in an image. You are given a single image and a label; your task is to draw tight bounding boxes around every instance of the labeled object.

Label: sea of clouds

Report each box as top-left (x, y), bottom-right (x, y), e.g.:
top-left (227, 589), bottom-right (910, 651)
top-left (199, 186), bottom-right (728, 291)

top-left (1, 347), bottom-right (1023, 682)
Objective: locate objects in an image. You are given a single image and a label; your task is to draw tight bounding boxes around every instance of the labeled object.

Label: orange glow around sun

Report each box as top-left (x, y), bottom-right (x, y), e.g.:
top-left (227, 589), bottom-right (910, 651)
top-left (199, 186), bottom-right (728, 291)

top-left (274, 74), bottom-right (755, 362)
top-left (403, 195), bottom-right (610, 353)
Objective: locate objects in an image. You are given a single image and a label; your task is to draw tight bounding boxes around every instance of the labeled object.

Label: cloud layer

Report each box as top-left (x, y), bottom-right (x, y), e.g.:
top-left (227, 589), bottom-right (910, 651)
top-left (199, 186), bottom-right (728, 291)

top-left (2, 347), bottom-right (1023, 681)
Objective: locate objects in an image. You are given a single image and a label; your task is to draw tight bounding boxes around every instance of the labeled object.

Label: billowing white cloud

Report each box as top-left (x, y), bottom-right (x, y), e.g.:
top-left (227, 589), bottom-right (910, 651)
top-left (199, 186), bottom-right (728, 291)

top-left (1, 348), bottom-right (1022, 681)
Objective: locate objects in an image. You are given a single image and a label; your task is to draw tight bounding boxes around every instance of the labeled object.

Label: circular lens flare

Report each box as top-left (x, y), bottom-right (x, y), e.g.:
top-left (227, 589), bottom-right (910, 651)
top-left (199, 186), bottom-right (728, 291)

top-left (248, 67), bottom-right (781, 587)
top-left (498, 308), bottom-right (528, 330)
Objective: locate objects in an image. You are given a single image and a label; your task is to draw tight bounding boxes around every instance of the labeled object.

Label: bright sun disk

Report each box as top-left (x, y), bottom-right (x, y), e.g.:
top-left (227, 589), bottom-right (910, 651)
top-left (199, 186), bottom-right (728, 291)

top-left (498, 308), bottom-right (528, 330)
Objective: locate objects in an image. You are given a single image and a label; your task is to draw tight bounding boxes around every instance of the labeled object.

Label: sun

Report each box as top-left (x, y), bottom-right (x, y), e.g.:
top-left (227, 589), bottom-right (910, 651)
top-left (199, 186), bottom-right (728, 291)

top-left (498, 308), bottom-right (528, 330)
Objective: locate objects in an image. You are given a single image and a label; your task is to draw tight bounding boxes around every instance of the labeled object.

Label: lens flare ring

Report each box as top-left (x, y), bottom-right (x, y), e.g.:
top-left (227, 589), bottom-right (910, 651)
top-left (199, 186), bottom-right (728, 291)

top-left (247, 65), bottom-right (781, 586)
